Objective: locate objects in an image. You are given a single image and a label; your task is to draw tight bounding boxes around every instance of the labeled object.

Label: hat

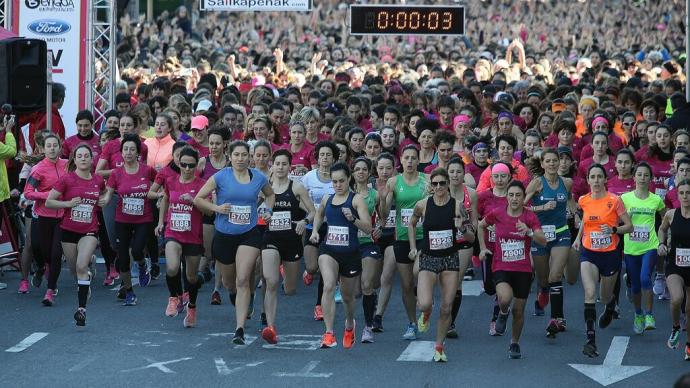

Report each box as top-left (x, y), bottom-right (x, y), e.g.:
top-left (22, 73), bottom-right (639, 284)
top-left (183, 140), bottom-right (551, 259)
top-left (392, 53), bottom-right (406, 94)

top-left (557, 146), bottom-right (573, 158)
top-left (551, 102), bottom-right (566, 113)
top-left (495, 92), bottom-right (514, 106)
top-left (191, 115), bottom-right (209, 130)
top-left (195, 99), bottom-right (212, 113)
top-left (482, 85), bottom-right (497, 97)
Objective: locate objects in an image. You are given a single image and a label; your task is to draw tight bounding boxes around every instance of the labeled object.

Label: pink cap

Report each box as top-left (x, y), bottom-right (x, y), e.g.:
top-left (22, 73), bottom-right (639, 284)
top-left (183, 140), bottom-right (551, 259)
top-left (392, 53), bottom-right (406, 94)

top-left (191, 115), bottom-right (209, 130)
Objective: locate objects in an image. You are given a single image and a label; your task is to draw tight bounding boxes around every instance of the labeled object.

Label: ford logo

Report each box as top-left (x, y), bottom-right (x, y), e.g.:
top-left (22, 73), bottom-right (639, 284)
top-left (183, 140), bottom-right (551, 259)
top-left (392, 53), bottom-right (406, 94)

top-left (27, 19), bottom-right (71, 35)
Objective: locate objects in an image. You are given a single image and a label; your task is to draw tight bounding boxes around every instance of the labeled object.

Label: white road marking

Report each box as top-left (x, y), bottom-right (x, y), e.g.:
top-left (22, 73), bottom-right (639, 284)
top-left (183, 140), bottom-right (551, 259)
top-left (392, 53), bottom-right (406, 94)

top-left (461, 280), bottom-right (483, 296)
top-left (69, 357), bottom-right (97, 372)
top-left (273, 361), bottom-right (332, 378)
top-left (121, 357), bottom-right (193, 374)
top-left (396, 341), bottom-right (436, 362)
top-left (214, 358), bottom-right (263, 375)
top-left (5, 332), bottom-right (49, 353)
top-left (262, 335), bottom-right (322, 350)
top-left (206, 332), bottom-right (257, 348)
top-left (569, 336), bottom-right (653, 386)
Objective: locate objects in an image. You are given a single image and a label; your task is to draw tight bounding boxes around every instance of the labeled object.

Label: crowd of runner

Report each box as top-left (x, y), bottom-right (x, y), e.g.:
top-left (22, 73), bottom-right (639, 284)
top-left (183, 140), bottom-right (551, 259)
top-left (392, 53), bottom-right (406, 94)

top-left (0, 0), bottom-right (689, 363)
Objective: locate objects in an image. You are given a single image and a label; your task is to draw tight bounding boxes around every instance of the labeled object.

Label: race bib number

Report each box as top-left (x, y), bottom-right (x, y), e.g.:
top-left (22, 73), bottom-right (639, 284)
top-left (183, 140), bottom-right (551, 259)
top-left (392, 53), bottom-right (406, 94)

top-left (269, 211), bottom-right (292, 231)
top-left (590, 231), bottom-right (612, 250)
top-left (542, 225), bottom-right (556, 242)
top-left (629, 225), bottom-right (650, 243)
top-left (71, 204), bottom-right (93, 223)
top-left (488, 226), bottom-right (496, 243)
top-left (384, 210), bottom-right (396, 228)
top-left (676, 248), bottom-right (690, 267)
top-left (400, 208), bottom-right (413, 227)
top-left (500, 240), bottom-right (525, 262)
top-left (429, 229), bottom-right (453, 250)
top-left (170, 212), bottom-right (192, 232)
top-left (122, 197), bottom-right (144, 216)
top-left (229, 205), bottom-right (251, 225)
top-left (326, 226), bottom-right (349, 246)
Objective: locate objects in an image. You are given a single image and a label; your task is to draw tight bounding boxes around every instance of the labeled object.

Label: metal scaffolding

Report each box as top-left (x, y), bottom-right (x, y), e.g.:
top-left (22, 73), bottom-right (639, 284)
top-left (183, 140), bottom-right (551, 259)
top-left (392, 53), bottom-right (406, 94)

top-left (87, 0), bottom-right (117, 126)
top-left (0, 0), bottom-right (9, 29)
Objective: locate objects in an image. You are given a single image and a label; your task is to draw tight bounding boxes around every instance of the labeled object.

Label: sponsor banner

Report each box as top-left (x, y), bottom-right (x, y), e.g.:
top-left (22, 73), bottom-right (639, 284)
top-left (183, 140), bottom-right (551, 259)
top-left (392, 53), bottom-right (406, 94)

top-left (201, 0), bottom-right (311, 12)
top-left (13, 0), bottom-right (88, 137)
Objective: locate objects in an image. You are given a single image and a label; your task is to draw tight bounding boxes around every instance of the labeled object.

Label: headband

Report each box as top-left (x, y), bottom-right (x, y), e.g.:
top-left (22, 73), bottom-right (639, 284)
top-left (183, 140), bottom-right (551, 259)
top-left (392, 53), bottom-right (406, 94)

top-left (491, 163), bottom-right (511, 175)
top-left (497, 111), bottom-right (513, 121)
top-left (453, 115), bottom-right (471, 128)
top-left (472, 142), bottom-right (489, 154)
top-left (591, 116), bottom-right (609, 129)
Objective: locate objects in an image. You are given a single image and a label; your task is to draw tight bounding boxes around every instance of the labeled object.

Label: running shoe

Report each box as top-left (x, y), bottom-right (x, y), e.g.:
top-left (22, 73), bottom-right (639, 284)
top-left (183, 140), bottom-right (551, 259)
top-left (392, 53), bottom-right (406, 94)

top-left (659, 287), bottom-right (670, 301)
top-left (117, 285), bottom-right (127, 300)
top-left (402, 323), bottom-right (418, 340)
top-left (533, 300), bottom-right (545, 316)
top-left (652, 274), bottom-right (665, 295)
top-left (74, 307), bottom-right (86, 327)
top-left (320, 332), bottom-right (337, 348)
top-left (109, 266), bottom-right (120, 281)
top-left (233, 328), bottom-right (245, 345)
top-left (495, 311), bottom-right (509, 336)
top-left (150, 263), bottom-right (161, 280)
top-left (557, 318), bottom-right (567, 332)
top-left (372, 315), bottom-right (384, 332)
top-left (303, 271), bottom-right (313, 286)
top-left (31, 267), bottom-right (45, 288)
top-left (546, 319), bottom-right (559, 339)
top-left (417, 311), bottom-right (431, 333)
top-left (668, 328), bottom-right (681, 349)
top-left (181, 291), bottom-right (190, 308)
top-left (446, 323), bottom-right (458, 339)
top-left (583, 340), bottom-right (599, 358)
top-left (102, 273), bottom-right (114, 287)
top-left (262, 325), bottom-right (278, 344)
top-left (335, 285), bottom-right (343, 304)
top-left (508, 343), bottom-right (521, 359)
top-left (433, 345), bottom-right (448, 362)
top-left (598, 310), bottom-right (613, 329)
top-left (313, 305), bottom-right (324, 321)
top-left (42, 289), bottom-right (55, 306)
top-left (123, 291), bottom-right (137, 306)
top-left (211, 290), bottom-right (222, 305)
top-left (166, 297), bottom-right (180, 317)
top-left (138, 269), bottom-right (151, 287)
top-left (463, 268), bottom-right (474, 281)
top-left (623, 273), bottom-right (632, 303)
top-left (202, 267), bottom-right (213, 283)
top-left (489, 320), bottom-right (498, 336)
top-left (685, 343), bottom-right (690, 361)
top-left (644, 314), bottom-right (656, 330)
top-left (18, 279), bottom-right (29, 294)
top-left (633, 314), bottom-right (645, 335)
top-left (361, 326), bottom-right (374, 343)
top-left (184, 307), bottom-right (197, 328)
top-left (537, 290), bottom-right (550, 309)
top-left (343, 322), bottom-right (356, 349)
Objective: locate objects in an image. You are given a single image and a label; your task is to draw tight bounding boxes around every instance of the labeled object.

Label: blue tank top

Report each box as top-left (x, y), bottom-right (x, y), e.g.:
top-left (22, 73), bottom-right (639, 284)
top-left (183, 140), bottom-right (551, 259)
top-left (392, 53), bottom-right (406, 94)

top-left (322, 192), bottom-right (358, 253)
top-left (531, 175), bottom-right (568, 230)
top-left (213, 167), bottom-right (268, 234)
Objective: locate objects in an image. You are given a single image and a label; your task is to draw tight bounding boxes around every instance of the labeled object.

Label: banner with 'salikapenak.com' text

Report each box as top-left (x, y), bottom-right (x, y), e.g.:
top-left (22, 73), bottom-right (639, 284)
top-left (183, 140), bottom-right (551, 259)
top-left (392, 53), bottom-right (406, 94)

top-left (201, 0), bottom-right (312, 12)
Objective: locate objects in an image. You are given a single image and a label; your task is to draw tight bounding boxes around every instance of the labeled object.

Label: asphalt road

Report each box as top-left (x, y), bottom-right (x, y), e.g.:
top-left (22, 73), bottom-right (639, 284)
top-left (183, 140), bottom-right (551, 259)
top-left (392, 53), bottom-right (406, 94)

top-left (0, 262), bottom-right (687, 388)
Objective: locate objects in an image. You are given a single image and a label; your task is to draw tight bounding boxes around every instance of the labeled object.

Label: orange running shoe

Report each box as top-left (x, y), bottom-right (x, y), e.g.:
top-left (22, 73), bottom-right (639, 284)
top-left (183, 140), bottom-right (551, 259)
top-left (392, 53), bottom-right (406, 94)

top-left (320, 332), bottom-right (337, 348)
top-left (303, 271), bottom-right (314, 286)
top-left (313, 305), bottom-right (324, 321)
top-left (184, 306), bottom-right (197, 328)
top-left (262, 325), bottom-right (278, 344)
top-left (166, 297), bottom-right (180, 317)
top-left (343, 321), bottom-right (356, 349)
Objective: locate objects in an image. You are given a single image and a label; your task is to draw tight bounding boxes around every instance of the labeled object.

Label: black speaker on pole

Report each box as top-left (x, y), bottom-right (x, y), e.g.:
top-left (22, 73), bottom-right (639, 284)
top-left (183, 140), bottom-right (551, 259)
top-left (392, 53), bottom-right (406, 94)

top-left (0, 38), bottom-right (47, 112)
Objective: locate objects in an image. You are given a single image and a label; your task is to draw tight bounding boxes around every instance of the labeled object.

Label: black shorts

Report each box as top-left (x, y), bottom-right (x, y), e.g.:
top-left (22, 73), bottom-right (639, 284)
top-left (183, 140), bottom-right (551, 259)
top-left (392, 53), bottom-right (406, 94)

top-left (304, 224), bottom-right (327, 248)
top-left (60, 228), bottom-right (97, 244)
top-left (263, 233), bottom-right (304, 262)
top-left (359, 242), bottom-right (381, 260)
top-left (394, 239), bottom-right (424, 264)
top-left (203, 214), bottom-right (215, 225)
top-left (666, 260), bottom-right (690, 287)
top-left (419, 252), bottom-right (459, 274)
top-left (212, 228), bottom-right (262, 265)
top-left (494, 270), bottom-right (533, 299)
top-left (319, 247), bottom-right (362, 278)
top-left (164, 238), bottom-right (204, 256)
top-left (377, 232), bottom-right (395, 251)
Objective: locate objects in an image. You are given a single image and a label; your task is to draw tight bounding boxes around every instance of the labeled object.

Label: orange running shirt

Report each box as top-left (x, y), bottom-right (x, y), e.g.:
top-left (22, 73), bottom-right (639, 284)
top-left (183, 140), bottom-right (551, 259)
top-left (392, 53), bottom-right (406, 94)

top-left (578, 192), bottom-right (626, 252)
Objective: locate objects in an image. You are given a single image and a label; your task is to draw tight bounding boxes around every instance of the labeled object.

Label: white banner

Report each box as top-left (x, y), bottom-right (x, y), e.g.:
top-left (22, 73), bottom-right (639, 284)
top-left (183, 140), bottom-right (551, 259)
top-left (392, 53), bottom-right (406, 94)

top-left (13, 0), bottom-right (88, 137)
top-left (201, 0), bottom-right (312, 12)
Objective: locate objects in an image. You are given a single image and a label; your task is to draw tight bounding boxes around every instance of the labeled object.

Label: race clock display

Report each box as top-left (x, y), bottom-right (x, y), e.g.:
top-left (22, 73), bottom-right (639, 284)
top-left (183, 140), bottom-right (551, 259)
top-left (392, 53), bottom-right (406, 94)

top-left (350, 5), bottom-right (465, 36)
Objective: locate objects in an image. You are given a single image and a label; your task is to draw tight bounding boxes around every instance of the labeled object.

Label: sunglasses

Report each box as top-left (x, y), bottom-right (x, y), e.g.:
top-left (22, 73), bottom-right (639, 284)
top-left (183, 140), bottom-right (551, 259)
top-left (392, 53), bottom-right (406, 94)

top-left (180, 162), bottom-right (197, 169)
top-left (431, 181), bottom-right (448, 187)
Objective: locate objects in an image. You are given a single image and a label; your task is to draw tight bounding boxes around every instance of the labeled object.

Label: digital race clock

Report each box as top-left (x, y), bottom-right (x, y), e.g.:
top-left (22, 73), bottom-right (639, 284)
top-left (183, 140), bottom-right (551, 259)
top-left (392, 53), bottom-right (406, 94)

top-left (350, 4), bottom-right (465, 36)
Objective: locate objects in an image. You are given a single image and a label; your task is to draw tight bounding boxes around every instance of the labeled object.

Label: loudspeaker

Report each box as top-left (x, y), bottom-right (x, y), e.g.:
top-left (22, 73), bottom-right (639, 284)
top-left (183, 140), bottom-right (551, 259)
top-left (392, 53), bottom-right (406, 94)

top-left (0, 38), bottom-right (47, 112)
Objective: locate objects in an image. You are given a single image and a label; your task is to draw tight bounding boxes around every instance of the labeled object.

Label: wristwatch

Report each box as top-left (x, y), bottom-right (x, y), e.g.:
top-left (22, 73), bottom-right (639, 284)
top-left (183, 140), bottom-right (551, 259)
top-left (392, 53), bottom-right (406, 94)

top-left (527, 229), bottom-right (534, 237)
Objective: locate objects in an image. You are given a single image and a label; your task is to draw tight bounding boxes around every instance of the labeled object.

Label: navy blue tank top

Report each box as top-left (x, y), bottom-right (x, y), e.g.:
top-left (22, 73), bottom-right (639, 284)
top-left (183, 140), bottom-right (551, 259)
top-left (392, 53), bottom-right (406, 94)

top-left (322, 192), bottom-right (358, 253)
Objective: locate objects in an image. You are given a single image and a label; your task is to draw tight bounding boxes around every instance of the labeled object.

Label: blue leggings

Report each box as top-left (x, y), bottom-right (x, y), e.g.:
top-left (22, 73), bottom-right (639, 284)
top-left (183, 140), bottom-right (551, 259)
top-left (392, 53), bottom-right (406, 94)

top-left (624, 250), bottom-right (657, 295)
